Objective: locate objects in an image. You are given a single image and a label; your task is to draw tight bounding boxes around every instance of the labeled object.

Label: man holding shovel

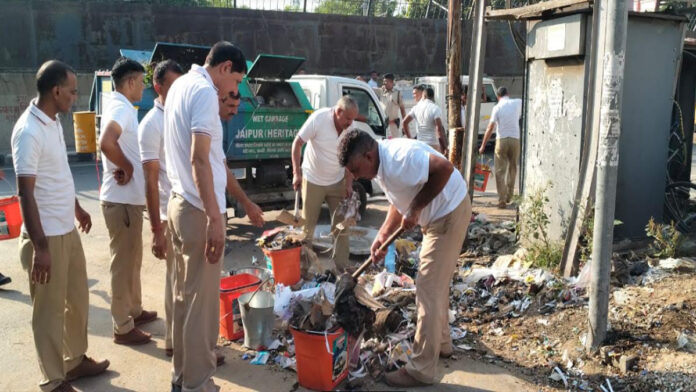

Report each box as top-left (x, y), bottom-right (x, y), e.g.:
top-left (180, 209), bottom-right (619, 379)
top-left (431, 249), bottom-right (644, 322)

top-left (291, 96), bottom-right (356, 271)
top-left (337, 129), bottom-right (472, 387)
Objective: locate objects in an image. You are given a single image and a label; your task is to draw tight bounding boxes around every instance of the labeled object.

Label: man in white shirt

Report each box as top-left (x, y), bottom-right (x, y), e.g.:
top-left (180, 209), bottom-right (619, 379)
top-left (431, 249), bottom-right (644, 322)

top-left (403, 86), bottom-right (447, 153)
top-left (379, 73), bottom-right (406, 139)
top-left (165, 42), bottom-right (263, 392)
top-left (12, 60), bottom-right (109, 392)
top-left (138, 59), bottom-right (184, 358)
top-left (291, 96), bottom-right (356, 271)
top-left (338, 130), bottom-right (472, 387)
top-left (368, 70), bottom-right (379, 88)
top-left (99, 57), bottom-right (156, 346)
top-left (479, 87), bottom-right (522, 208)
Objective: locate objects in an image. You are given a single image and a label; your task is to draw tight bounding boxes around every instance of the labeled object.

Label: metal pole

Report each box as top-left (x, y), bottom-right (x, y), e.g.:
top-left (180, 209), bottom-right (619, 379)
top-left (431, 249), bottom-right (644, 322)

top-left (446, 0), bottom-right (463, 168)
top-left (460, 0), bottom-right (486, 198)
top-left (586, 0), bottom-right (629, 352)
top-left (303, 0), bottom-right (307, 13)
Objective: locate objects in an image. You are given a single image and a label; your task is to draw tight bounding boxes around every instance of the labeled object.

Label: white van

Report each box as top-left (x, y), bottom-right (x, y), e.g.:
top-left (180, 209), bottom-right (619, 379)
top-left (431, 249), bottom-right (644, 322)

top-left (291, 75), bottom-right (388, 141)
top-left (414, 76), bottom-right (498, 138)
top-left (290, 74), bottom-right (388, 203)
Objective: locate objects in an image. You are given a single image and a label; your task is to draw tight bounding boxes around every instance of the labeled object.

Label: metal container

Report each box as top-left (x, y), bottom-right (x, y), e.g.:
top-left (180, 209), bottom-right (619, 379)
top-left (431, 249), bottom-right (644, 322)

top-left (238, 291), bottom-right (275, 349)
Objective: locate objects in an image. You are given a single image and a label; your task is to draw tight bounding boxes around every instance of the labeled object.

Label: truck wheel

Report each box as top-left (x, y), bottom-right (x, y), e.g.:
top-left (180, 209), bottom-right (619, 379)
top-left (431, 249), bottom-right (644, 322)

top-left (352, 181), bottom-right (368, 218)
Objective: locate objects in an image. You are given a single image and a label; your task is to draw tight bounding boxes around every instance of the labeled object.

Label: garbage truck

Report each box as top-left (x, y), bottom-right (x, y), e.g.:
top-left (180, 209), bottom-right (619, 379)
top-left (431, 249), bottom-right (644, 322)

top-left (89, 42), bottom-right (387, 217)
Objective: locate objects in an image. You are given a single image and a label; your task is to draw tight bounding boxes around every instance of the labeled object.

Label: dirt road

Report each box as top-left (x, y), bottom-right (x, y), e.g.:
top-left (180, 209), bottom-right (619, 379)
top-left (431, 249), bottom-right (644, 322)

top-left (0, 163), bottom-right (534, 392)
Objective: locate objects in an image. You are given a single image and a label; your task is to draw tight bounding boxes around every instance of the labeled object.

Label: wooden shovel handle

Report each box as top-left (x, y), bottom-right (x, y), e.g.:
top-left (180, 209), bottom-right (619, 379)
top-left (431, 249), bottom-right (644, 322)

top-left (352, 226), bottom-right (405, 279)
top-left (294, 191), bottom-right (300, 219)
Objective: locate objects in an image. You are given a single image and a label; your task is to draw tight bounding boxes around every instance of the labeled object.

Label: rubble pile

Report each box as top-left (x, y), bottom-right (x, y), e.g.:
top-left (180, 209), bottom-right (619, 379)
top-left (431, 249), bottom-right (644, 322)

top-left (464, 215), bottom-right (517, 256)
top-left (238, 213), bottom-right (696, 391)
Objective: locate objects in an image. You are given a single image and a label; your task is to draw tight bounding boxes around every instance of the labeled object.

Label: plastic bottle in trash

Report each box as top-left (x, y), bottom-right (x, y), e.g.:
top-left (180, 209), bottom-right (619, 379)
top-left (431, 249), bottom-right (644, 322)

top-left (385, 243), bottom-right (396, 273)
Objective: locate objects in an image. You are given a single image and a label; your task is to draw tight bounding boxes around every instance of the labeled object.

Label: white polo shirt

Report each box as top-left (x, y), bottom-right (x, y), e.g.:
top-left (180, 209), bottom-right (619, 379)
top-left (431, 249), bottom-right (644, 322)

top-left (489, 96), bottom-right (522, 139)
top-left (297, 107), bottom-right (345, 186)
top-left (407, 99), bottom-right (442, 146)
top-left (11, 101), bottom-right (76, 236)
top-left (138, 100), bottom-right (170, 221)
top-left (164, 64), bottom-right (227, 214)
top-left (99, 91), bottom-right (145, 205)
top-left (375, 138), bottom-right (467, 226)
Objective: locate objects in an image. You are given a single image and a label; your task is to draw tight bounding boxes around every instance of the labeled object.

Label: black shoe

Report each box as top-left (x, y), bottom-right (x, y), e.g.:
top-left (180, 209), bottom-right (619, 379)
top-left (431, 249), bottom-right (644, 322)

top-left (171, 383), bottom-right (182, 392)
top-left (0, 273), bottom-right (11, 287)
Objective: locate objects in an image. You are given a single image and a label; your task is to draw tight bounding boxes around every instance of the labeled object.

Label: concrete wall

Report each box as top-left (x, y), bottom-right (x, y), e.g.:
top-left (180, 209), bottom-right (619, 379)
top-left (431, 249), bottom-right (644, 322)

top-left (0, 0), bottom-right (525, 75)
top-left (0, 1), bottom-right (526, 155)
top-left (0, 72), bottom-right (93, 159)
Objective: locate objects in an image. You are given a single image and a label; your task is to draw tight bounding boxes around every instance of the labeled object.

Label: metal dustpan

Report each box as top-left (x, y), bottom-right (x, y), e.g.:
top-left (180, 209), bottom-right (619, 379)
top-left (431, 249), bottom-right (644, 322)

top-left (277, 190), bottom-right (305, 227)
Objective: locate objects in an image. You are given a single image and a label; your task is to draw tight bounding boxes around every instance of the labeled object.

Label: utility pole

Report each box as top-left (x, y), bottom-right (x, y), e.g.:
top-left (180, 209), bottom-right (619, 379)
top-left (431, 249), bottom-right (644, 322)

top-left (446, 0), bottom-right (463, 169)
top-left (461, 0), bottom-right (487, 197)
top-left (586, 0), bottom-right (628, 352)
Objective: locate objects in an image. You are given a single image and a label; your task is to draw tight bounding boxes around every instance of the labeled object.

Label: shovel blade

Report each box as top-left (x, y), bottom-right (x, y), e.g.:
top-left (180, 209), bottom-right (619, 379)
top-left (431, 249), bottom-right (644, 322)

top-left (277, 209), bottom-right (305, 227)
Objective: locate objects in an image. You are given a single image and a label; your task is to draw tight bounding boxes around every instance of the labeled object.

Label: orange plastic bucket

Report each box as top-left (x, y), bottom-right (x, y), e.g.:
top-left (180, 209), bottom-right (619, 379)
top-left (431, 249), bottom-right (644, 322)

top-left (219, 273), bottom-right (261, 340)
top-left (263, 246), bottom-right (301, 286)
top-left (474, 162), bottom-right (491, 192)
top-left (0, 178), bottom-right (22, 241)
top-left (291, 327), bottom-right (349, 391)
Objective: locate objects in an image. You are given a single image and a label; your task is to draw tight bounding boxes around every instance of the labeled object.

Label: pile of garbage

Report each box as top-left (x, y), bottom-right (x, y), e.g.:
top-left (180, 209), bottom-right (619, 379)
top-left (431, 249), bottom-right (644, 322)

top-left (256, 226), bottom-right (304, 251)
top-left (465, 214), bottom-right (517, 256)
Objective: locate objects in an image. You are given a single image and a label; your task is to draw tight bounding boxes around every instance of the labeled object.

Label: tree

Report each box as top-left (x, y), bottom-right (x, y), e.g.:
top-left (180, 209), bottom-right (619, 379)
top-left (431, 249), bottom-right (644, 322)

top-left (315, 0), bottom-right (363, 15)
top-left (314, 0), bottom-right (397, 16)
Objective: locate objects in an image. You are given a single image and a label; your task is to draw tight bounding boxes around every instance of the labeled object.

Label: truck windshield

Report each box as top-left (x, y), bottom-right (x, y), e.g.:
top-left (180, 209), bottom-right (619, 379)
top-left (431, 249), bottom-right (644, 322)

top-left (342, 87), bottom-right (385, 136)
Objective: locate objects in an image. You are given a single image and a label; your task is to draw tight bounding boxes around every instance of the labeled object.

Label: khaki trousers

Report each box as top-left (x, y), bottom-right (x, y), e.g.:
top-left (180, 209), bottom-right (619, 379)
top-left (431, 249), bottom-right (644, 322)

top-left (101, 201), bottom-right (145, 334)
top-left (168, 194), bottom-right (222, 392)
top-left (164, 225), bottom-right (175, 350)
top-left (494, 137), bottom-right (520, 204)
top-left (387, 122), bottom-right (401, 139)
top-left (19, 229), bottom-right (89, 392)
top-left (301, 178), bottom-right (350, 271)
top-left (405, 197), bottom-right (472, 384)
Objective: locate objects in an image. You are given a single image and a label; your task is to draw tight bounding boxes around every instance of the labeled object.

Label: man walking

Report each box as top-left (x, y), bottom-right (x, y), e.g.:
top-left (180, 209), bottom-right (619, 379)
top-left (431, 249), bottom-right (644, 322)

top-left (379, 73), bottom-right (406, 139)
top-left (164, 41), bottom-right (263, 392)
top-left (291, 96), bottom-right (356, 271)
top-left (12, 60), bottom-right (109, 392)
top-left (138, 59), bottom-right (184, 357)
top-left (403, 86), bottom-right (447, 153)
top-left (99, 57), bottom-right (156, 345)
top-left (338, 129), bottom-right (471, 387)
top-left (479, 86), bottom-right (522, 208)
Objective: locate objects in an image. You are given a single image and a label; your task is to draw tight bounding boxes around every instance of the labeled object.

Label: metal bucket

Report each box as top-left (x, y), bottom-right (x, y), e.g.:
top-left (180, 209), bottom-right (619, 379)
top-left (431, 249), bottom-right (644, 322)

top-left (238, 291), bottom-right (275, 349)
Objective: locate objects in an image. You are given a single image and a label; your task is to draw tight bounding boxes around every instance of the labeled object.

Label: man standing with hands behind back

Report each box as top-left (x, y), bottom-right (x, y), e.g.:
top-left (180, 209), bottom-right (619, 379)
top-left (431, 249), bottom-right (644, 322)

top-left (99, 57), bottom-right (157, 346)
top-left (164, 41), bottom-right (263, 392)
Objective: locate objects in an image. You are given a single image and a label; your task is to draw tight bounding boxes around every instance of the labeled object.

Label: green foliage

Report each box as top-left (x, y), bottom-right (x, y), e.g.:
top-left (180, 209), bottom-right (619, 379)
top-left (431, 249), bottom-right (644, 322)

top-left (143, 62), bottom-right (155, 88)
top-left (284, 4), bottom-right (302, 11)
top-left (645, 218), bottom-right (682, 259)
top-left (579, 204), bottom-right (594, 264)
top-left (518, 185), bottom-right (563, 271)
top-left (315, 0), bottom-right (363, 15)
top-left (314, 0), bottom-right (396, 16)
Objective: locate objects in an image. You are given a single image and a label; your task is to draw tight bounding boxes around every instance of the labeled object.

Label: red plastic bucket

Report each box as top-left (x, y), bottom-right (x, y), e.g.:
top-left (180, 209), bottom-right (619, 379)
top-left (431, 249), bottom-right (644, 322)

top-left (291, 327), bottom-right (349, 391)
top-left (219, 273), bottom-right (261, 340)
top-left (0, 177), bottom-right (22, 241)
top-left (263, 246), bottom-right (301, 286)
top-left (474, 162), bottom-right (491, 192)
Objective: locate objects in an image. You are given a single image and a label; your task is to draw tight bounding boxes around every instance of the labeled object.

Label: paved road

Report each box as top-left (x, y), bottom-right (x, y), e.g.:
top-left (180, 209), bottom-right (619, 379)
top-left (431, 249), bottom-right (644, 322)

top-left (0, 163), bottom-right (534, 392)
